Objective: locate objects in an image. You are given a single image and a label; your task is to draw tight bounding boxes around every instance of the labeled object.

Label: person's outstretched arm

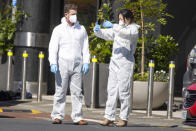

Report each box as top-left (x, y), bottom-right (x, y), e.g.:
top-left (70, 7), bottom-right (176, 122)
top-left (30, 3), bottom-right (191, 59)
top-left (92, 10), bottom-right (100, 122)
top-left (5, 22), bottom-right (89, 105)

top-left (93, 23), bottom-right (115, 41)
top-left (113, 24), bottom-right (139, 39)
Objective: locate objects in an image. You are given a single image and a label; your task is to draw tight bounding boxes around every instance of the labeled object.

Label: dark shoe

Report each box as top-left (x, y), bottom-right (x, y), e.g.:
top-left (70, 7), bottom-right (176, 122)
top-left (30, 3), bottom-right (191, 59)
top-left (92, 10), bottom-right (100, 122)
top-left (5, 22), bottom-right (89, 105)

top-left (74, 120), bottom-right (88, 125)
top-left (100, 119), bottom-right (114, 126)
top-left (52, 118), bottom-right (62, 124)
top-left (116, 120), bottom-right (127, 127)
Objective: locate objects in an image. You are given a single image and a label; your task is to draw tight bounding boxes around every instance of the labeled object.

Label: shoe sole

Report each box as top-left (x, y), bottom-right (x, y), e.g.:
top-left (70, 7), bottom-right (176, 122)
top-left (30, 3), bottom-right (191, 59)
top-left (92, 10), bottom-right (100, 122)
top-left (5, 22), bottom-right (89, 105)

top-left (52, 122), bottom-right (62, 124)
top-left (100, 122), bottom-right (114, 127)
top-left (73, 122), bottom-right (88, 125)
top-left (116, 123), bottom-right (127, 127)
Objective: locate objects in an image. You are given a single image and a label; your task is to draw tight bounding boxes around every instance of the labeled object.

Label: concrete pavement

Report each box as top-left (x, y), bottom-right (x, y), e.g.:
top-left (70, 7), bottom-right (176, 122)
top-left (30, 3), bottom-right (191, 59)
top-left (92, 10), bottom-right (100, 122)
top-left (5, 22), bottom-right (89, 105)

top-left (0, 118), bottom-right (187, 131)
top-left (0, 95), bottom-right (196, 130)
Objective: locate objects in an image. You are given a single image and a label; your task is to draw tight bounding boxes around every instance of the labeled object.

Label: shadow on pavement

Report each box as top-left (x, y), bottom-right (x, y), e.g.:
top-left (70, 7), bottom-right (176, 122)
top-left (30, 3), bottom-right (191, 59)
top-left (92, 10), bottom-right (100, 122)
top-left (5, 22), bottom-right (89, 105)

top-left (126, 124), bottom-right (179, 128)
top-left (0, 100), bottom-right (30, 107)
top-left (183, 121), bottom-right (196, 127)
top-left (0, 115), bottom-right (15, 118)
top-left (62, 122), bottom-right (179, 129)
top-left (62, 122), bottom-right (97, 126)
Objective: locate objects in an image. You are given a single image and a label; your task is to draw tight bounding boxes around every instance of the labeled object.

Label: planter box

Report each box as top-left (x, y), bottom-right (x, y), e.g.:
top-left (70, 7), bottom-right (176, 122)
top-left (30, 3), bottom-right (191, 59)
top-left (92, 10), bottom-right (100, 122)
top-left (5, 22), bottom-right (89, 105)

top-left (133, 81), bottom-right (168, 109)
top-left (83, 63), bottom-right (109, 108)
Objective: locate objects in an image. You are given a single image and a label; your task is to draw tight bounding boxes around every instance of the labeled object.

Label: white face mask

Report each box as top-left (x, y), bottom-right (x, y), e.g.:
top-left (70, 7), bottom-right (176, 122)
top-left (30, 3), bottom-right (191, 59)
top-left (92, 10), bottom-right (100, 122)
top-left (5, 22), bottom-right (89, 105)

top-left (69, 15), bottom-right (77, 23)
top-left (119, 20), bottom-right (125, 26)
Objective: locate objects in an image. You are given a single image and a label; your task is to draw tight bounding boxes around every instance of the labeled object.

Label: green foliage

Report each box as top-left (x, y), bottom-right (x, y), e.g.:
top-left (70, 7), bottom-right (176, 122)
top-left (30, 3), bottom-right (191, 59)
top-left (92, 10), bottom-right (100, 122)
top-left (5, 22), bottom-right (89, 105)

top-left (116, 0), bottom-right (173, 33)
top-left (89, 1), bottom-right (113, 63)
top-left (0, 4), bottom-right (28, 53)
top-left (134, 72), bottom-right (148, 81)
top-left (134, 70), bottom-right (168, 82)
top-left (135, 35), bottom-right (178, 73)
top-left (147, 35), bottom-right (178, 72)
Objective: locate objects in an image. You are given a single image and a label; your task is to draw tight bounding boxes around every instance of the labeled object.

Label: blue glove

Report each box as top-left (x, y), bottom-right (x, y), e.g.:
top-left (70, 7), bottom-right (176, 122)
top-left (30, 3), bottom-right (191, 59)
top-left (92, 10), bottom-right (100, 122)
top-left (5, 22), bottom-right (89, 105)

top-left (103, 20), bottom-right (113, 28)
top-left (82, 64), bottom-right (90, 75)
top-left (50, 64), bottom-right (58, 74)
top-left (93, 22), bottom-right (100, 31)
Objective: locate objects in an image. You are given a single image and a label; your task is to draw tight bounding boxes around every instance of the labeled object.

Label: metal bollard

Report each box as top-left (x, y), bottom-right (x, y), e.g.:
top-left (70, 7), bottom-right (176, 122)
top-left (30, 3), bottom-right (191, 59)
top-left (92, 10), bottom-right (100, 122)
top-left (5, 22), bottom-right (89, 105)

top-left (37, 51), bottom-right (44, 102)
top-left (6, 50), bottom-right (13, 91)
top-left (147, 60), bottom-right (155, 117)
top-left (21, 50), bottom-right (28, 100)
top-left (91, 56), bottom-right (97, 109)
top-left (167, 61), bottom-right (175, 119)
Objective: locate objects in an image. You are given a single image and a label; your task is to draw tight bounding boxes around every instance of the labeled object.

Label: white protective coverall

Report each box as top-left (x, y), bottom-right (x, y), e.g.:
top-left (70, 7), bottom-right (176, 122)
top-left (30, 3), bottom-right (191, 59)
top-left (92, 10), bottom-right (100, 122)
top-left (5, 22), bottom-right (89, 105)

top-left (49, 17), bottom-right (90, 122)
top-left (94, 23), bottom-right (140, 121)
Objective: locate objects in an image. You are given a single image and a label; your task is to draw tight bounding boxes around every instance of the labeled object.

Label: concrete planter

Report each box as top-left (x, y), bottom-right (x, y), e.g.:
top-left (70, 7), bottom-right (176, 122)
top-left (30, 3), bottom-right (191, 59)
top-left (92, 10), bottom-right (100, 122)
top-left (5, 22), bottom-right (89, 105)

top-left (133, 81), bottom-right (168, 109)
top-left (0, 53), bottom-right (11, 91)
top-left (83, 63), bottom-right (109, 108)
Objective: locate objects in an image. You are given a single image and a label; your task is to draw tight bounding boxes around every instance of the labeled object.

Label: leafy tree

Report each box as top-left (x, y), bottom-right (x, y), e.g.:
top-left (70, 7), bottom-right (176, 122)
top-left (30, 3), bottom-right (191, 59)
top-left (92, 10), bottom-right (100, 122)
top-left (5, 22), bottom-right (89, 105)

top-left (134, 35), bottom-right (178, 72)
top-left (146, 35), bottom-right (178, 72)
top-left (134, 35), bottom-right (178, 81)
top-left (0, 3), bottom-right (28, 53)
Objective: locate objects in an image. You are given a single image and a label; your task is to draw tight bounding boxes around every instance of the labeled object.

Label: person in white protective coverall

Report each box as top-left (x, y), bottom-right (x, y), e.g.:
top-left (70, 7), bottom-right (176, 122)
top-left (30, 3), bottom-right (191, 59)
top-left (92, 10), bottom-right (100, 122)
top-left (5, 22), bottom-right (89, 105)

top-left (48, 4), bottom-right (90, 125)
top-left (94, 9), bottom-right (140, 127)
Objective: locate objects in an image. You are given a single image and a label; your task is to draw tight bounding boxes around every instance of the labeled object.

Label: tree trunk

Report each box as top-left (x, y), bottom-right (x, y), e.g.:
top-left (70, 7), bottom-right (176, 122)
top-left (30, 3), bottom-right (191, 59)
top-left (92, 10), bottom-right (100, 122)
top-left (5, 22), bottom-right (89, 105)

top-left (140, 2), bottom-right (145, 77)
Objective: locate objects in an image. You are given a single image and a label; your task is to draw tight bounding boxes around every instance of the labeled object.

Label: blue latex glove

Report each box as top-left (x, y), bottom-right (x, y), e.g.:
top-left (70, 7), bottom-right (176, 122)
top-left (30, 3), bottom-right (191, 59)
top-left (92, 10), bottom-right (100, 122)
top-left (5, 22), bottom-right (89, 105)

top-left (103, 20), bottom-right (113, 28)
top-left (82, 64), bottom-right (90, 75)
top-left (50, 64), bottom-right (58, 74)
top-left (93, 22), bottom-right (100, 31)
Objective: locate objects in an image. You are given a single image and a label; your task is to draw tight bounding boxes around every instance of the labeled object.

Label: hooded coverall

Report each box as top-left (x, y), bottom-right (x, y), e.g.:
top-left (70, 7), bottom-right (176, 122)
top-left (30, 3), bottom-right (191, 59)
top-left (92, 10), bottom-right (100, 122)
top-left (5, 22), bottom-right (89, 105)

top-left (49, 17), bottom-right (90, 122)
top-left (94, 23), bottom-right (140, 121)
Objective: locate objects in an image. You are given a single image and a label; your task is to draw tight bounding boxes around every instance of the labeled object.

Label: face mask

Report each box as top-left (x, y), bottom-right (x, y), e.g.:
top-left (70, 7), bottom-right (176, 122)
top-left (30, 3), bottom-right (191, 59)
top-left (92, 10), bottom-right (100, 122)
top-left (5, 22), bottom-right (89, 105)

top-left (119, 20), bottom-right (125, 26)
top-left (69, 15), bottom-right (77, 23)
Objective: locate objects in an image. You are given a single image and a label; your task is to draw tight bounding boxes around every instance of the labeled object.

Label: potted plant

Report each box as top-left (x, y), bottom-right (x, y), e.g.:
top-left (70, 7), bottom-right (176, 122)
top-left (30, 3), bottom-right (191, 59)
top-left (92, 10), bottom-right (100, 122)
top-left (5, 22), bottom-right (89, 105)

top-left (132, 35), bottom-right (178, 109)
top-left (133, 71), bottom-right (169, 109)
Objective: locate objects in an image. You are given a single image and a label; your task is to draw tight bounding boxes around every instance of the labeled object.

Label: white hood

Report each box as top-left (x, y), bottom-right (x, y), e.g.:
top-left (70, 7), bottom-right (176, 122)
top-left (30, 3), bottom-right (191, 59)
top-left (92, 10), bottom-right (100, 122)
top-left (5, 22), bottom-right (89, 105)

top-left (130, 22), bottom-right (140, 29)
top-left (61, 17), bottom-right (66, 24)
